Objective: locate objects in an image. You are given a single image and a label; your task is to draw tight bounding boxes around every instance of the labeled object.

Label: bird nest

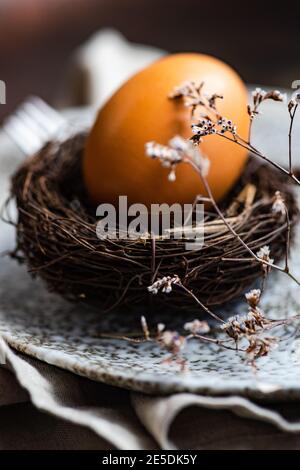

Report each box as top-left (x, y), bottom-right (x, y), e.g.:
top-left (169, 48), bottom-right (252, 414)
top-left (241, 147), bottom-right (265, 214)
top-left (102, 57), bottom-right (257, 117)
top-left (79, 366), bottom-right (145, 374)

top-left (9, 132), bottom-right (298, 313)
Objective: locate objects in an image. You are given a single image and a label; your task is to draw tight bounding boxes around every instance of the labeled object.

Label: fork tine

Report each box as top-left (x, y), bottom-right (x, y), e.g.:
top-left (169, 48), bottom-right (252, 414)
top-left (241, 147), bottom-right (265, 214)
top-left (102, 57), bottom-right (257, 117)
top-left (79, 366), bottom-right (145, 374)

top-left (22, 102), bottom-right (59, 135)
top-left (3, 122), bottom-right (31, 154)
top-left (27, 96), bottom-right (65, 130)
top-left (2, 96), bottom-right (66, 155)
top-left (3, 116), bottom-right (43, 155)
top-left (16, 109), bottom-right (51, 140)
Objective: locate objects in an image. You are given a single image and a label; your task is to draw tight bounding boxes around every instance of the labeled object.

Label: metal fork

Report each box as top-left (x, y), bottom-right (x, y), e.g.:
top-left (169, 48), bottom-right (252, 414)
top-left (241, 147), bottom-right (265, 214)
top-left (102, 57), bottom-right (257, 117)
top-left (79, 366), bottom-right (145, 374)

top-left (2, 96), bottom-right (66, 156)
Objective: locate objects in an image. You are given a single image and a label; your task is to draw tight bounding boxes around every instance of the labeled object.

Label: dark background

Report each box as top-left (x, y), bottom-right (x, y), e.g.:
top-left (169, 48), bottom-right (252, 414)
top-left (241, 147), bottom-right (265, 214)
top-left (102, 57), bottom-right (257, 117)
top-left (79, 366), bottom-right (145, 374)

top-left (0, 0), bottom-right (299, 121)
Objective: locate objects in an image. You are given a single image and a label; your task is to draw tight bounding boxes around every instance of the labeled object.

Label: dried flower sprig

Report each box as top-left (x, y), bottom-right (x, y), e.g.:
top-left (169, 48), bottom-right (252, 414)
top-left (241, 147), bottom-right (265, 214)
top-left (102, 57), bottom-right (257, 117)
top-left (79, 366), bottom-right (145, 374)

top-left (105, 285), bottom-right (300, 371)
top-left (147, 275), bottom-right (180, 294)
top-left (245, 288), bottom-right (261, 308)
top-left (169, 80), bottom-right (223, 118)
top-left (154, 82), bottom-right (300, 288)
top-left (140, 81), bottom-right (300, 367)
top-left (145, 135), bottom-right (210, 182)
top-left (247, 88), bottom-right (285, 143)
top-left (249, 88), bottom-right (285, 116)
top-left (146, 135), bottom-right (286, 282)
top-left (221, 290), bottom-right (267, 340)
top-left (256, 245), bottom-right (274, 275)
top-left (148, 273), bottom-right (225, 323)
top-left (184, 319), bottom-right (210, 335)
top-left (272, 191), bottom-right (286, 217)
top-left (170, 81), bottom-right (300, 188)
top-left (191, 117), bottom-right (237, 145)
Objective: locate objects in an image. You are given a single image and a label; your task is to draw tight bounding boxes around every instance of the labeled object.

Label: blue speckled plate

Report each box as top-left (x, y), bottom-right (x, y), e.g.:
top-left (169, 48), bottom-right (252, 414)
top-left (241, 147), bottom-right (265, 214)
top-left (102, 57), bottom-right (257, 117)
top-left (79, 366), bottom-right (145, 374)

top-left (1, 102), bottom-right (300, 399)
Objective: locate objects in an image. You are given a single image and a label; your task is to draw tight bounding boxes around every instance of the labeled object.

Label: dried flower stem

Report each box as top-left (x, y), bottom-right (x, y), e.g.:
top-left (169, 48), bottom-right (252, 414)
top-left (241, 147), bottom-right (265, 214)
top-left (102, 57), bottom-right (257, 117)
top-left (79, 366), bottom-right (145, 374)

top-left (99, 309), bottom-right (300, 371)
top-left (95, 86), bottom-right (300, 370)
top-left (175, 281), bottom-right (225, 324)
top-left (288, 103), bottom-right (298, 175)
top-left (284, 206), bottom-right (291, 273)
top-left (186, 157), bottom-right (259, 258)
top-left (179, 83), bottom-right (300, 185)
top-left (190, 155), bottom-right (300, 286)
top-left (217, 132), bottom-right (300, 186)
top-left (175, 83), bottom-right (300, 286)
top-left (142, 83), bottom-right (300, 369)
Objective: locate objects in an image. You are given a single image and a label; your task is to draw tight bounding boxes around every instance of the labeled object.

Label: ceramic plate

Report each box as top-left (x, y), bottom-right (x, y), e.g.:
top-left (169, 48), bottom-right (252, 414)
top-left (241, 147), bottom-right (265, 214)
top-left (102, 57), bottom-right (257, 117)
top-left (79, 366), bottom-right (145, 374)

top-left (1, 100), bottom-right (300, 399)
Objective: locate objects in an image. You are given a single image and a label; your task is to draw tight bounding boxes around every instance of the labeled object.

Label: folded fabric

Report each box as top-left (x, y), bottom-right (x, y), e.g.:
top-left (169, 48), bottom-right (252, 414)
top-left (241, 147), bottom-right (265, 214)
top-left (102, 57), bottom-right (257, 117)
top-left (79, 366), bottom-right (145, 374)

top-left (63, 29), bottom-right (164, 108)
top-left (2, 338), bottom-right (300, 450)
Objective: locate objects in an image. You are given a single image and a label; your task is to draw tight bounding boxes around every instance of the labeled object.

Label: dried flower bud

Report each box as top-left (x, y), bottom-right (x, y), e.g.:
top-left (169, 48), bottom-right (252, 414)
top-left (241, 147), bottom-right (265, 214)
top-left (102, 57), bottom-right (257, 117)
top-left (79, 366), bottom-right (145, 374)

top-left (145, 136), bottom-right (210, 178)
top-left (207, 93), bottom-right (223, 110)
top-left (245, 289), bottom-right (261, 308)
top-left (256, 245), bottom-right (274, 269)
top-left (168, 169), bottom-right (176, 182)
top-left (252, 87), bottom-right (266, 106)
top-left (288, 98), bottom-right (297, 113)
top-left (250, 88), bottom-right (285, 120)
top-left (157, 323), bottom-right (165, 333)
top-left (221, 304), bottom-right (268, 343)
top-left (147, 275), bottom-right (180, 295)
top-left (246, 336), bottom-right (278, 360)
top-left (184, 319), bottom-right (210, 335)
top-left (159, 330), bottom-right (185, 354)
top-left (169, 80), bottom-right (223, 121)
top-left (145, 141), bottom-right (182, 167)
top-left (141, 315), bottom-right (150, 340)
top-left (272, 191), bottom-right (286, 216)
top-left (168, 81), bottom-right (197, 99)
top-left (265, 90), bottom-right (285, 102)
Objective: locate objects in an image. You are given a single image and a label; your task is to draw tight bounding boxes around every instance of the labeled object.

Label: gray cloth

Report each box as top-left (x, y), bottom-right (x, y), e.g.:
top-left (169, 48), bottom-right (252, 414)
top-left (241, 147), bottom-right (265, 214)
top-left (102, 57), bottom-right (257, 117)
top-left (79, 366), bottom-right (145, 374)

top-left (2, 338), bottom-right (300, 450)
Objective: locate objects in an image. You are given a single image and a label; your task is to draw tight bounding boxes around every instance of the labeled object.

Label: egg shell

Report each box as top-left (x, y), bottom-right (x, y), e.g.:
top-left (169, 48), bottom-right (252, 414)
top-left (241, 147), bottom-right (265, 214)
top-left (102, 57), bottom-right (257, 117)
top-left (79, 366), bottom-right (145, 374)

top-left (83, 53), bottom-right (249, 207)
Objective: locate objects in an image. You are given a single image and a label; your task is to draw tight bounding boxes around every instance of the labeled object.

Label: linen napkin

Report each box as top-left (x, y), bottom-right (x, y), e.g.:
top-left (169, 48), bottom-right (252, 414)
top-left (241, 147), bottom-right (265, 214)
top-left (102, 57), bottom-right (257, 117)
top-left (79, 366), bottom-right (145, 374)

top-left (2, 339), bottom-right (300, 450)
top-left (63, 29), bottom-right (164, 108)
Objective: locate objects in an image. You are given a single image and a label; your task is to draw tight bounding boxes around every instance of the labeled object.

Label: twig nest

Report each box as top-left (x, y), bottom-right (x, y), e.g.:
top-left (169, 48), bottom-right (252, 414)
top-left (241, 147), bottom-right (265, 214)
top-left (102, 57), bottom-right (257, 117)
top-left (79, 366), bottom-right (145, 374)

top-left (10, 133), bottom-right (298, 312)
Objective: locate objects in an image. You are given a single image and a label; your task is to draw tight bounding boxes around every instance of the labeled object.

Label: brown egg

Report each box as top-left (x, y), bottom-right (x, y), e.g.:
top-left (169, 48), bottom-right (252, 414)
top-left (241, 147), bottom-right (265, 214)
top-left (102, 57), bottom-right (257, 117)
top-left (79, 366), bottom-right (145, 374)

top-left (83, 53), bottom-right (249, 207)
